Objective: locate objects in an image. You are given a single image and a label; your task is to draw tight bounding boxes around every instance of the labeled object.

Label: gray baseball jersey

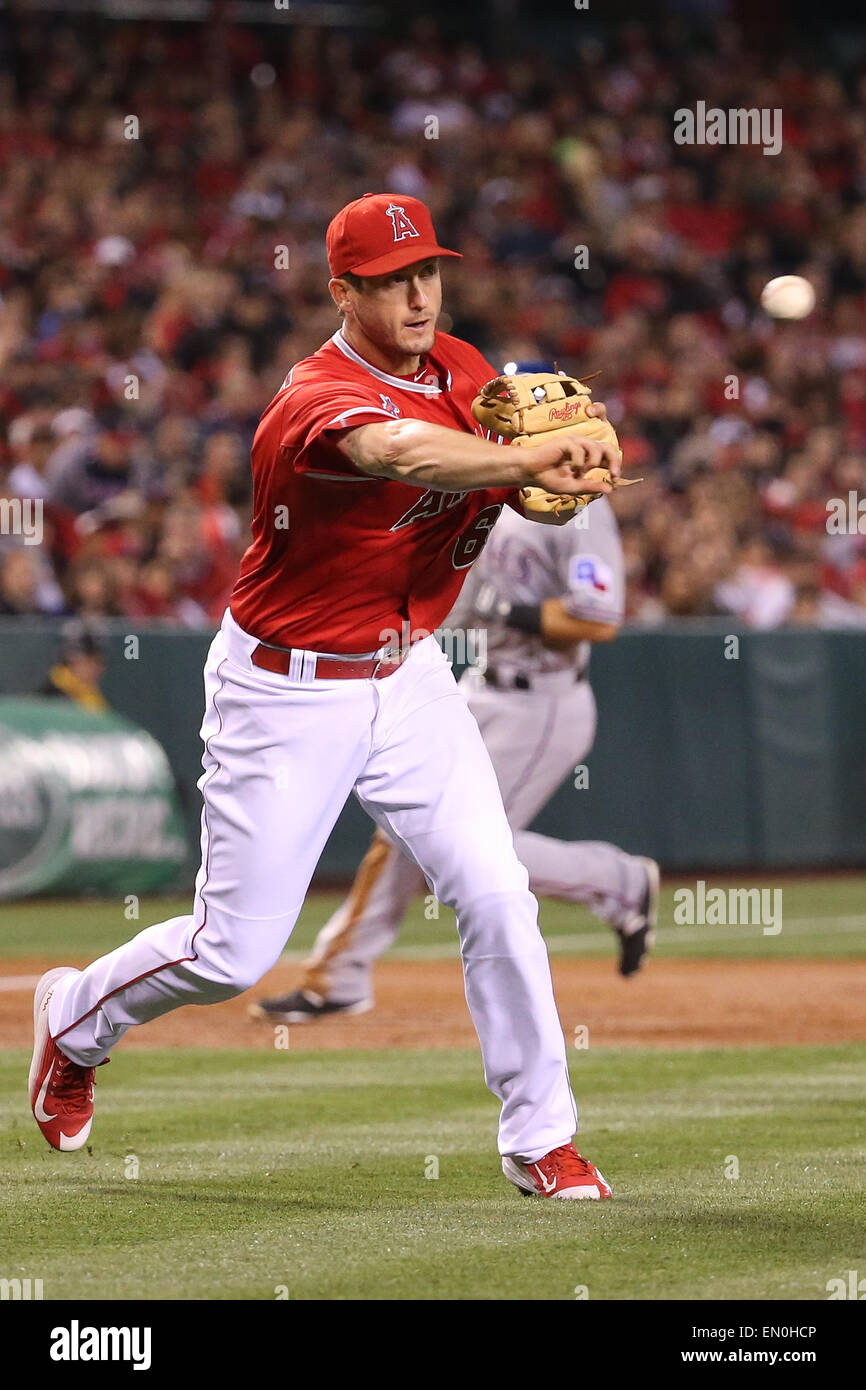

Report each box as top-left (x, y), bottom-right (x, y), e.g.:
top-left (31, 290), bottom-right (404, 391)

top-left (299, 496), bottom-right (646, 1009)
top-left (446, 496), bottom-right (625, 677)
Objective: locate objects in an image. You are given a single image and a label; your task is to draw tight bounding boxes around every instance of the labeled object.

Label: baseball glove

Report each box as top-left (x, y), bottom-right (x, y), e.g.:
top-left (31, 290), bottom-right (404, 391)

top-left (471, 371), bottom-right (640, 516)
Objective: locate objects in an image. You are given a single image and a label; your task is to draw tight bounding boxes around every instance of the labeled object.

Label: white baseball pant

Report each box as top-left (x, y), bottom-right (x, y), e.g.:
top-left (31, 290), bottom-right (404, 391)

top-left (48, 609), bottom-right (577, 1161)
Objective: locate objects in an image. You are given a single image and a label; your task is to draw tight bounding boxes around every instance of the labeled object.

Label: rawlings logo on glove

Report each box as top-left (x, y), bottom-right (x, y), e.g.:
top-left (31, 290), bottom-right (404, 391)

top-left (471, 371), bottom-right (641, 517)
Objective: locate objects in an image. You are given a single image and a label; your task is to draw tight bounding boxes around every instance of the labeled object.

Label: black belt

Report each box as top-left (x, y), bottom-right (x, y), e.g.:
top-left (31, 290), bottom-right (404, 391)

top-left (482, 666), bottom-right (588, 692)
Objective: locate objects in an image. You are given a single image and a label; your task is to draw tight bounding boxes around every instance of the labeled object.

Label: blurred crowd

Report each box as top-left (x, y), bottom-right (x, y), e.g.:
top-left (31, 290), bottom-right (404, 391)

top-left (1, 10), bottom-right (865, 629)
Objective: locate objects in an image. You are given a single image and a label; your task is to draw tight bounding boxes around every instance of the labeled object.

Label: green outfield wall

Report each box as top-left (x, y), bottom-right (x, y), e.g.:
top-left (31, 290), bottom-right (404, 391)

top-left (0, 696), bottom-right (186, 899)
top-left (0, 620), bottom-right (863, 889)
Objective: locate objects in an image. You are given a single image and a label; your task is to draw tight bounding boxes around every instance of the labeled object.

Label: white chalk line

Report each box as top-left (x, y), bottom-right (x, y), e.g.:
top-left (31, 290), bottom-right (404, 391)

top-left (0, 915), bottom-right (863, 988)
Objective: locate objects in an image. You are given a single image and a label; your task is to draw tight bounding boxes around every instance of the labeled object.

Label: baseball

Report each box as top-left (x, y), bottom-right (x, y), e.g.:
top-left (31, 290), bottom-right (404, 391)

top-left (760, 275), bottom-right (816, 320)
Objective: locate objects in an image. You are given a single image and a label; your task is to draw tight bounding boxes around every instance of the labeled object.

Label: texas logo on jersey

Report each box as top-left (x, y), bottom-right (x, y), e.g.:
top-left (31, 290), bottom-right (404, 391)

top-left (386, 202), bottom-right (420, 242)
top-left (571, 554), bottom-right (612, 593)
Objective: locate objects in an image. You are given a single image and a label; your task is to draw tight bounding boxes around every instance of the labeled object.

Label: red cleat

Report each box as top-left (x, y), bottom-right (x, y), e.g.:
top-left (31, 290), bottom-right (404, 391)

top-left (29, 968), bottom-right (99, 1152)
top-left (502, 1142), bottom-right (613, 1200)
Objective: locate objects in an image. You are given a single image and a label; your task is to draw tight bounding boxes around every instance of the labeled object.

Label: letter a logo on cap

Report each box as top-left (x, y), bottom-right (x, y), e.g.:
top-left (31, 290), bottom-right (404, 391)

top-left (385, 202), bottom-right (420, 243)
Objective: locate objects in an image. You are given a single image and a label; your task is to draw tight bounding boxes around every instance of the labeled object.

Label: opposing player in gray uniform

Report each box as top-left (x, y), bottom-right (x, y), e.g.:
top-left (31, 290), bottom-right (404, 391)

top-left (253, 490), bottom-right (659, 1024)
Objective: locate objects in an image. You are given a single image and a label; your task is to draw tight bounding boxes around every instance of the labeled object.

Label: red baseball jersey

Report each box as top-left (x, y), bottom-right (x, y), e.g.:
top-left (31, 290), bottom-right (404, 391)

top-left (230, 328), bottom-right (520, 653)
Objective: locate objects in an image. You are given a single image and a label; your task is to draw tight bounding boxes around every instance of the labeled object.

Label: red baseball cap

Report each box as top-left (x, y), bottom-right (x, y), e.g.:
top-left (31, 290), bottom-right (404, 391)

top-left (326, 192), bottom-right (462, 278)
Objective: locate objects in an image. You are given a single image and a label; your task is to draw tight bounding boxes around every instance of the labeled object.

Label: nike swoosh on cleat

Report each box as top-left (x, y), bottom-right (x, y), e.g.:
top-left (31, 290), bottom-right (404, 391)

top-left (33, 1071), bottom-right (55, 1124)
top-left (33, 1069), bottom-right (76, 1146)
top-left (534, 1167), bottom-right (557, 1193)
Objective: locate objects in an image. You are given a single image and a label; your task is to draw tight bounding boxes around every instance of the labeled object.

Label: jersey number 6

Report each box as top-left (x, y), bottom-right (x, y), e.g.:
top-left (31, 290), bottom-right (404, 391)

top-left (451, 504), bottom-right (503, 571)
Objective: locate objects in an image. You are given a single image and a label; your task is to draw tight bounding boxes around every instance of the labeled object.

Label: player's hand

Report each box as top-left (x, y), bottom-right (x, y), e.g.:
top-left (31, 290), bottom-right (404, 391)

top-left (472, 581), bottom-right (510, 621)
top-left (518, 434), bottom-right (621, 494)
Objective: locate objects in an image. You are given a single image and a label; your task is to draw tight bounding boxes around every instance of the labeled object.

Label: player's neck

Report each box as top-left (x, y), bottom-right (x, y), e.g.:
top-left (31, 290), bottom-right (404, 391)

top-left (339, 322), bottom-right (421, 378)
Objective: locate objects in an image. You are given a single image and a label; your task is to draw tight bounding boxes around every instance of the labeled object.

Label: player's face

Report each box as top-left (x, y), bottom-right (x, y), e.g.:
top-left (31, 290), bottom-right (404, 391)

top-left (338, 259), bottom-right (442, 369)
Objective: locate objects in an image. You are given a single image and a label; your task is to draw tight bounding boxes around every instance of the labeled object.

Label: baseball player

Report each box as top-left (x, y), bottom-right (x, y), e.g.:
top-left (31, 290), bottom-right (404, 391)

top-left (30, 193), bottom-right (623, 1200)
top-left (253, 454), bottom-right (657, 1025)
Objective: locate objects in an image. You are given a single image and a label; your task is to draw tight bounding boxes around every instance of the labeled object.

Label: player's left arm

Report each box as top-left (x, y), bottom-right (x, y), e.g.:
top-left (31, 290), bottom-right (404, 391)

top-left (538, 601), bottom-right (619, 648)
top-left (474, 588), bottom-right (620, 648)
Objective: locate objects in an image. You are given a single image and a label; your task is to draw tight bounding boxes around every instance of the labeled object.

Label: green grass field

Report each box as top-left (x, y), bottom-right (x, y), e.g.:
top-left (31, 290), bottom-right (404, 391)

top-left (1, 872), bottom-right (865, 962)
top-left (1, 1045), bottom-right (864, 1301)
top-left (1, 874), bottom-right (864, 1301)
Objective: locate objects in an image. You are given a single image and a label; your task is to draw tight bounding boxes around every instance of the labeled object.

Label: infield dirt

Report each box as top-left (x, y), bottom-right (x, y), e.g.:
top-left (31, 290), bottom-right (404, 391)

top-left (0, 957), bottom-right (862, 1051)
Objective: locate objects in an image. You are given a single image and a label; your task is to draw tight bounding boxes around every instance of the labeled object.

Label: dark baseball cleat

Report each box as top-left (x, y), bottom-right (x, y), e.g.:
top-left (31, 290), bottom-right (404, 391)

top-left (248, 988), bottom-right (373, 1024)
top-left (615, 857), bottom-right (659, 978)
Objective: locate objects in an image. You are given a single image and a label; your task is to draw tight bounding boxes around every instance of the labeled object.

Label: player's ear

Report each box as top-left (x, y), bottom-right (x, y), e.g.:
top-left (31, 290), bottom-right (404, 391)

top-left (329, 277), bottom-right (353, 317)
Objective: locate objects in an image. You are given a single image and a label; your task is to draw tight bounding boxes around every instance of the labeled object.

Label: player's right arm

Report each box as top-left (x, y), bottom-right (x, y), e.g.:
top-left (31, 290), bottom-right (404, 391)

top-left (336, 419), bottom-right (619, 497)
